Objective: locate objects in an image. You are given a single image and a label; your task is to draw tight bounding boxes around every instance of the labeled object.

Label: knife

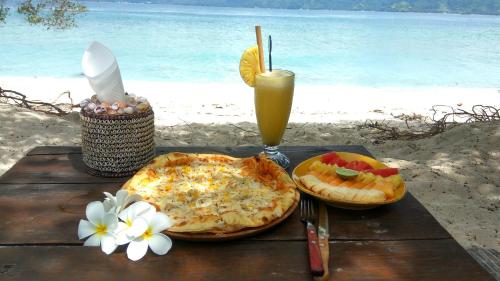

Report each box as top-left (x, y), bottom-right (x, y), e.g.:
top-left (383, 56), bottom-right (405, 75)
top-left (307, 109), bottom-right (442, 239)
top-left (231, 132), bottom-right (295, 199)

top-left (314, 202), bottom-right (330, 281)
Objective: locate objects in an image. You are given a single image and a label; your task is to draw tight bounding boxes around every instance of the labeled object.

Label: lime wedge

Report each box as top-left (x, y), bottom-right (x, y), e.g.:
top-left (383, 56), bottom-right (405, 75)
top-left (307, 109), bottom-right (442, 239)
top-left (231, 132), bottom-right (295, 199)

top-left (336, 167), bottom-right (359, 180)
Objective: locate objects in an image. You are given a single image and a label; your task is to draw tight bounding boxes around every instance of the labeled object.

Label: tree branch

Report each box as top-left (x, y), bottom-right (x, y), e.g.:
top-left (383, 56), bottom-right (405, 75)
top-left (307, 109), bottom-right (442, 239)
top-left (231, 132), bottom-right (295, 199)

top-left (0, 87), bottom-right (76, 116)
top-left (15, 0), bottom-right (86, 29)
top-left (363, 105), bottom-right (500, 141)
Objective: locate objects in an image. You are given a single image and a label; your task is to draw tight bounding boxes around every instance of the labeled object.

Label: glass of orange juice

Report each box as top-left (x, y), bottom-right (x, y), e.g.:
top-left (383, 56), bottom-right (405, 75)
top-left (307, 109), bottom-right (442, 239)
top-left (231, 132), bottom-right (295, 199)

top-left (254, 69), bottom-right (295, 169)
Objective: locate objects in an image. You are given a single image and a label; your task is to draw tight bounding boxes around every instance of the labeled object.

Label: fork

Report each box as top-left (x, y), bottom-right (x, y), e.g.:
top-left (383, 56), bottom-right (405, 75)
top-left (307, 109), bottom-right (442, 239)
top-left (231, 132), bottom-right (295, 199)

top-left (300, 196), bottom-right (324, 276)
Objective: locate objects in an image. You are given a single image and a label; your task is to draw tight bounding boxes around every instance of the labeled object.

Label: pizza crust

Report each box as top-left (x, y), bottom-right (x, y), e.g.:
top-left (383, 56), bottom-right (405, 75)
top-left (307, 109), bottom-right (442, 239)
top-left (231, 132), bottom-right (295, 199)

top-left (122, 153), bottom-right (298, 234)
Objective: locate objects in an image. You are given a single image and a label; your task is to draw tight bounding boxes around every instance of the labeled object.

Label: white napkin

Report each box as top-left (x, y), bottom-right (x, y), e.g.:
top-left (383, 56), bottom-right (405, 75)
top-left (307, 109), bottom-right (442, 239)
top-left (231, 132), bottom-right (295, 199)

top-left (82, 41), bottom-right (125, 104)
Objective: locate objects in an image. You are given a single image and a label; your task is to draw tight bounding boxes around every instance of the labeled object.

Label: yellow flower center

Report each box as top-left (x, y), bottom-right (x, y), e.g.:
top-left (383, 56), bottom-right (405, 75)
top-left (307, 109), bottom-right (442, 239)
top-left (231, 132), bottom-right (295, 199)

top-left (95, 224), bottom-right (107, 236)
top-left (142, 227), bottom-right (153, 239)
top-left (126, 218), bottom-right (133, 227)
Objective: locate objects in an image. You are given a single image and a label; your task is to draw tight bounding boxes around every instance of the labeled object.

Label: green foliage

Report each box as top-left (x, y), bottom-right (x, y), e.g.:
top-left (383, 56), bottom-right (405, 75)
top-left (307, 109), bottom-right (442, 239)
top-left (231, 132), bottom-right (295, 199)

top-left (0, 0), bottom-right (9, 23)
top-left (17, 0), bottom-right (87, 29)
top-left (0, 0), bottom-right (86, 29)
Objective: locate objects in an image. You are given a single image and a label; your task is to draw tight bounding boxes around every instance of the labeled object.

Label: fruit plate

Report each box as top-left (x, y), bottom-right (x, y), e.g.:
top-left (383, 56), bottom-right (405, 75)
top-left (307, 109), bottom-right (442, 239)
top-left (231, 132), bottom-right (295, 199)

top-left (164, 191), bottom-right (300, 241)
top-left (292, 152), bottom-right (406, 210)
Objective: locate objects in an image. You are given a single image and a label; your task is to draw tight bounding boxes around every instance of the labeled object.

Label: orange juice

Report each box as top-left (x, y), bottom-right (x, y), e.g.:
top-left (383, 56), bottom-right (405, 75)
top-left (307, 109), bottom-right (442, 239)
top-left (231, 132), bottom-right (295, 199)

top-left (254, 70), bottom-right (295, 146)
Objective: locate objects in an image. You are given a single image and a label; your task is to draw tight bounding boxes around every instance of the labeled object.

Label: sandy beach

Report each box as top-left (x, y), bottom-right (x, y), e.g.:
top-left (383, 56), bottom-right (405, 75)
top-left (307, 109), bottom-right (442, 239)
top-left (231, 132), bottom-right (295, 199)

top-left (1, 76), bottom-right (499, 255)
top-left (2, 76), bottom-right (499, 124)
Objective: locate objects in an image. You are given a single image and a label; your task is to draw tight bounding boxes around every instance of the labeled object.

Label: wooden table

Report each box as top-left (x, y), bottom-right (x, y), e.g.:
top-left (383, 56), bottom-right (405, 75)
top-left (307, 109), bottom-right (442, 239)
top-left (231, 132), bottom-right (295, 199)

top-left (0, 146), bottom-right (494, 281)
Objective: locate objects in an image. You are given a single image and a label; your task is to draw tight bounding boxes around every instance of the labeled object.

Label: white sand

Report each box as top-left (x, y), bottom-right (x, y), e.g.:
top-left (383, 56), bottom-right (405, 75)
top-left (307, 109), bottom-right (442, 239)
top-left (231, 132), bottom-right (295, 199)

top-left (2, 76), bottom-right (499, 125)
top-left (1, 76), bottom-right (499, 253)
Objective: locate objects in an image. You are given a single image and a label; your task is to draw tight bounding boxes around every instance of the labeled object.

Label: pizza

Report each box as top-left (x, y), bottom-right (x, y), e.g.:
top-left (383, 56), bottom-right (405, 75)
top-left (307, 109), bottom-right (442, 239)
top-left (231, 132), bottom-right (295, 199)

top-left (122, 152), bottom-right (299, 233)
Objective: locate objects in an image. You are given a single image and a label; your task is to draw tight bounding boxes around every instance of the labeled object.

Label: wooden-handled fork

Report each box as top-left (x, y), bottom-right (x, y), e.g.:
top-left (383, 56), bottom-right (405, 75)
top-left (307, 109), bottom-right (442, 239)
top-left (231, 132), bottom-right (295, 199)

top-left (300, 196), bottom-right (324, 276)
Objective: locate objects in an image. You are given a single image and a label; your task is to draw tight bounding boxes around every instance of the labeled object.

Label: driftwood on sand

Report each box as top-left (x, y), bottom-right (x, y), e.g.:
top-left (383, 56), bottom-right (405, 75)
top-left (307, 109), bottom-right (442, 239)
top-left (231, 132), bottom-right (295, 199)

top-left (0, 87), bottom-right (76, 116)
top-left (1, 87), bottom-right (499, 143)
top-left (363, 105), bottom-right (500, 140)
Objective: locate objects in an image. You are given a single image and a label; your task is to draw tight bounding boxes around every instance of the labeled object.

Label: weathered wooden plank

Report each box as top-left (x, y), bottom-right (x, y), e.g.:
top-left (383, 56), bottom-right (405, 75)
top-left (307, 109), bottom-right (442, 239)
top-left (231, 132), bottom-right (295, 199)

top-left (27, 146), bottom-right (83, 155)
top-left (329, 240), bottom-right (496, 281)
top-left (0, 183), bottom-right (119, 244)
top-left (0, 183), bottom-right (302, 243)
top-left (0, 154), bottom-right (126, 184)
top-left (25, 145), bottom-right (372, 156)
top-left (469, 246), bottom-right (500, 281)
top-left (0, 183), bottom-right (448, 244)
top-left (1, 146), bottom-right (371, 184)
top-left (329, 192), bottom-right (451, 240)
top-left (0, 146), bottom-right (451, 243)
top-left (0, 240), bottom-right (494, 281)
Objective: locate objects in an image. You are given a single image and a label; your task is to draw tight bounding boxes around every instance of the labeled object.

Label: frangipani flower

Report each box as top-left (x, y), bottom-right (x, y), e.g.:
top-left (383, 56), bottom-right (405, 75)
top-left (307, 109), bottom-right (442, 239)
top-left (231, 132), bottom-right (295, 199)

top-left (127, 212), bottom-right (173, 261)
top-left (77, 192), bottom-right (173, 261)
top-left (103, 190), bottom-right (141, 214)
top-left (115, 201), bottom-right (156, 245)
top-left (78, 201), bottom-right (119, 254)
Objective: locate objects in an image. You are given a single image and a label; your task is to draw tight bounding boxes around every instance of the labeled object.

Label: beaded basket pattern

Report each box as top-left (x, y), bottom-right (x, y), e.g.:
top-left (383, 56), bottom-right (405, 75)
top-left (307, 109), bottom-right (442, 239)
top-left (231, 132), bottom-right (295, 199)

top-left (80, 109), bottom-right (155, 177)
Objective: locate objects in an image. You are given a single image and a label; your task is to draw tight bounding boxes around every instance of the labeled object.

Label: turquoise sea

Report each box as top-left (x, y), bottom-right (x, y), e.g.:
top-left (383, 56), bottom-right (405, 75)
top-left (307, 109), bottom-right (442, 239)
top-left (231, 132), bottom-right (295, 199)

top-left (1, 2), bottom-right (500, 87)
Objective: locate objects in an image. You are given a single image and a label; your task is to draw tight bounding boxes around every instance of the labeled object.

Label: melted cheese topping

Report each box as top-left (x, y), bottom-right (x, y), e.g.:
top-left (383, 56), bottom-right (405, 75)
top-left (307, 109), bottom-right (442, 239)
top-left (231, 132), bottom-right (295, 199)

top-left (132, 158), bottom-right (283, 230)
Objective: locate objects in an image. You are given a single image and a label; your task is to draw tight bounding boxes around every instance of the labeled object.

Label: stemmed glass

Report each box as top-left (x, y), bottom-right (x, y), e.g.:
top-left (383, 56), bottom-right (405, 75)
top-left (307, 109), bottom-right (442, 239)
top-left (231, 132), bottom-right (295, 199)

top-left (254, 69), bottom-right (295, 169)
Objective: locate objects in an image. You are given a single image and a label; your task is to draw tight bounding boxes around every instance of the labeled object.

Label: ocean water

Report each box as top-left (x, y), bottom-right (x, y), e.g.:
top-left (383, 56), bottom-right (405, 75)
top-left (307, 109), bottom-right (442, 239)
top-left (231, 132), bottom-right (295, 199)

top-left (1, 2), bottom-right (500, 87)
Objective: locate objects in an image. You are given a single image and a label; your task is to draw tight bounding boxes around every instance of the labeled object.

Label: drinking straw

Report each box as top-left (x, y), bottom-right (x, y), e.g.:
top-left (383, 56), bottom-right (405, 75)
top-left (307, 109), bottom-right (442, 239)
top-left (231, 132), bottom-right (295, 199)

top-left (255, 25), bottom-right (266, 73)
top-left (268, 35), bottom-right (272, 72)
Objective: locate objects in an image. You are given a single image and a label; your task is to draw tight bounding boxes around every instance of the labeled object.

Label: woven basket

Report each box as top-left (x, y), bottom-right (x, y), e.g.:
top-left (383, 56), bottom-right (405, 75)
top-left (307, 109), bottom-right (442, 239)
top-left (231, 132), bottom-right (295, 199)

top-left (80, 109), bottom-right (155, 177)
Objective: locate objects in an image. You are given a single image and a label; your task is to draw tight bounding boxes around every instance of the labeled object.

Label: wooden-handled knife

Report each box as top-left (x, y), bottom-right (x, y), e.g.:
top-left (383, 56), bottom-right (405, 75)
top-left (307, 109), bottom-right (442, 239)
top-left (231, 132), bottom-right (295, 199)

top-left (314, 202), bottom-right (330, 281)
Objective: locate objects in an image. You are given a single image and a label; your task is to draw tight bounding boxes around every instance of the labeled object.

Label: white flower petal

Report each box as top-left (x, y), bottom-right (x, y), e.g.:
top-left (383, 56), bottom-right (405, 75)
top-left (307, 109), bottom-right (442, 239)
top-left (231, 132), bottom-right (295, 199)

top-left (148, 233), bottom-right (172, 256)
top-left (103, 213), bottom-right (118, 231)
top-left (136, 203), bottom-right (157, 223)
top-left (116, 190), bottom-right (129, 207)
top-left (128, 193), bottom-right (142, 204)
top-left (83, 233), bottom-right (101, 247)
top-left (116, 231), bottom-right (132, 245)
top-left (131, 201), bottom-right (153, 215)
top-left (103, 192), bottom-right (115, 201)
top-left (101, 234), bottom-right (118, 255)
top-left (150, 212), bottom-right (173, 233)
top-left (118, 205), bottom-right (130, 222)
top-left (103, 199), bottom-right (114, 213)
top-left (78, 219), bottom-right (96, 239)
top-left (126, 217), bottom-right (148, 239)
top-left (127, 238), bottom-right (149, 261)
top-left (115, 221), bottom-right (128, 232)
top-left (119, 201), bottom-right (144, 220)
top-left (121, 201), bottom-right (155, 223)
top-left (115, 221), bottom-right (130, 244)
top-left (122, 191), bottom-right (140, 208)
top-left (86, 201), bottom-right (104, 225)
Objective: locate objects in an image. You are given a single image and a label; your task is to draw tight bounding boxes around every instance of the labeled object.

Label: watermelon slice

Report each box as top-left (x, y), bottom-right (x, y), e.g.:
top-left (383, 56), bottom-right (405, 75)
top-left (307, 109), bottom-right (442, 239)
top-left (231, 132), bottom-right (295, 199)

top-left (321, 152), bottom-right (347, 167)
top-left (366, 168), bottom-right (399, 177)
top-left (344, 160), bottom-right (372, 171)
